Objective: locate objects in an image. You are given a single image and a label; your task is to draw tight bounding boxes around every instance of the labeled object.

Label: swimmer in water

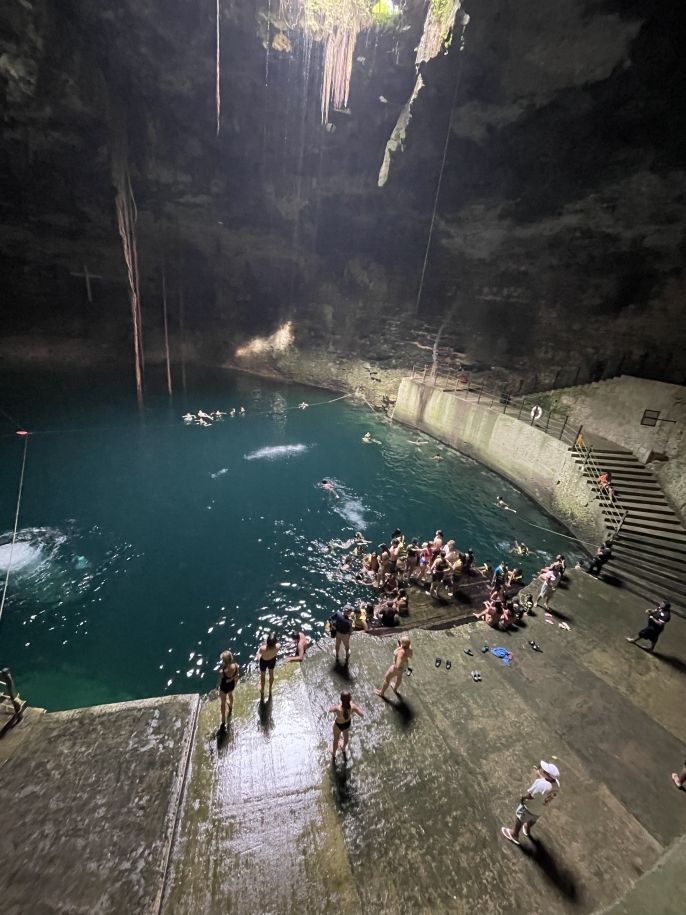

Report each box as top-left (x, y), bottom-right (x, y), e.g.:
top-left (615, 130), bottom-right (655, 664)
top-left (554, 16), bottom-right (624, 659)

top-left (197, 410), bottom-right (214, 421)
top-left (408, 439), bottom-right (429, 445)
top-left (298, 402), bottom-right (308, 410)
top-left (431, 453), bottom-right (444, 462)
top-left (229, 408), bottom-right (236, 417)
top-left (362, 431), bottom-right (381, 445)
top-left (182, 413), bottom-right (194, 422)
top-left (496, 496), bottom-right (517, 513)
top-left (320, 479), bottom-right (340, 499)
top-left (213, 411), bottom-right (226, 419)
top-left (239, 406), bottom-right (246, 415)
top-left (196, 418), bottom-right (211, 427)
top-left (511, 539), bottom-right (529, 555)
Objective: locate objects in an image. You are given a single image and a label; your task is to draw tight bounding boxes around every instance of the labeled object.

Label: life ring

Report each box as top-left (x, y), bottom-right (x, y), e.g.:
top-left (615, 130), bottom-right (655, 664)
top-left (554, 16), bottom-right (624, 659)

top-left (530, 405), bottom-right (543, 422)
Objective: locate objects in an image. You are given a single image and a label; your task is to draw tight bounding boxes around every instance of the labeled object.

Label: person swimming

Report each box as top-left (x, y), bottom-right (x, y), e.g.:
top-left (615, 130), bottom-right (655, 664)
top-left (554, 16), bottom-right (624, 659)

top-left (213, 411), bottom-right (226, 419)
top-left (320, 479), bottom-right (340, 499)
top-left (496, 496), bottom-right (516, 513)
top-left (239, 406), bottom-right (246, 415)
top-left (298, 402), bottom-right (308, 409)
top-left (362, 432), bottom-right (381, 444)
top-left (197, 410), bottom-right (214, 421)
top-left (229, 408), bottom-right (236, 417)
top-left (431, 453), bottom-right (444, 462)
top-left (511, 540), bottom-right (529, 555)
top-left (182, 413), bottom-right (194, 422)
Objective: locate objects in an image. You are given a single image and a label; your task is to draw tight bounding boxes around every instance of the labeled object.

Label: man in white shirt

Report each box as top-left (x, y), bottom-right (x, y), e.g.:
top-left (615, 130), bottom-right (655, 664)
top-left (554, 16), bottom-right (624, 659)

top-left (501, 760), bottom-right (560, 846)
top-left (536, 568), bottom-right (560, 611)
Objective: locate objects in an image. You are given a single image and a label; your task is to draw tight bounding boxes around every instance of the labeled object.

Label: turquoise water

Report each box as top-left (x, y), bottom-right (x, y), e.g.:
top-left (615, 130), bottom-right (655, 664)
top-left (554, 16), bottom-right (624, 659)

top-left (0, 369), bottom-right (577, 711)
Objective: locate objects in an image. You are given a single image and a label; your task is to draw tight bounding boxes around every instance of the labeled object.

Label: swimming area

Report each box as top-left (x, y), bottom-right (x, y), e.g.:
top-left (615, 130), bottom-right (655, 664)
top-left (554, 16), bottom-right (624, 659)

top-left (0, 368), bottom-right (578, 710)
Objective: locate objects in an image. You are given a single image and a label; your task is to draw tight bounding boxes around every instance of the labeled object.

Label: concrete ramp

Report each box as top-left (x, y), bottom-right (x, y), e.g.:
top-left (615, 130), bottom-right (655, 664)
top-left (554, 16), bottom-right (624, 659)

top-left (0, 695), bottom-right (198, 915)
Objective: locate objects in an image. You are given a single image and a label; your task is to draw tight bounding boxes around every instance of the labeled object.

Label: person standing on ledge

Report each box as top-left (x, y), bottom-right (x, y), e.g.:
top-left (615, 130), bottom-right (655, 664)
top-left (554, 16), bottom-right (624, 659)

top-left (217, 650), bottom-right (239, 732)
top-left (256, 631), bottom-right (280, 699)
top-left (375, 636), bottom-right (413, 700)
top-left (501, 760), bottom-right (560, 846)
top-left (333, 606), bottom-right (354, 665)
top-left (329, 689), bottom-right (364, 758)
top-left (626, 601), bottom-right (671, 652)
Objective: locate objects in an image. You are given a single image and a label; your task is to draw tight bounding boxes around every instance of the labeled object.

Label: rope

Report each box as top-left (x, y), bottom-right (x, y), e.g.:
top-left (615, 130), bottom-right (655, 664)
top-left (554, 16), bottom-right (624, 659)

top-left (0, 407), bottom-right (23, 430)
top-left (414, 43), bottom-right (466, 316)
top-left (0, 434), bottom-right (29, 627)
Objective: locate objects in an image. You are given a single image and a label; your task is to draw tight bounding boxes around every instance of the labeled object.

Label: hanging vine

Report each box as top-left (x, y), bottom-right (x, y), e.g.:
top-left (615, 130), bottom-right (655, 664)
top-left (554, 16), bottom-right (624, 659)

top-left (279, 0), bottom-right (372, 123)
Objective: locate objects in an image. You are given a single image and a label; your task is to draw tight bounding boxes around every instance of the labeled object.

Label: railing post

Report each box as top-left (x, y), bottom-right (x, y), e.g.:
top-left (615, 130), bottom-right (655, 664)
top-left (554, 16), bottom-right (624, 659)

top-left (544, 410), bottom-right (551, 433)
top-left (411, 364), bottom-right (415, 380)
top-left (517, 401), bottom-right (524, 421)
top-left (422, 365), bottom-right (427, 383)
top-left (477, 387), bottom-right (482, 404)
top-left (559, 415), bottom-right (568, 441)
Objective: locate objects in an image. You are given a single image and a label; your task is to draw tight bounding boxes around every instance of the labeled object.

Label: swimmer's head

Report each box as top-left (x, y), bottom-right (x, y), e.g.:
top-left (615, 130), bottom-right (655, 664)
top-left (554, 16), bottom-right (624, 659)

top-left (321, 479), bottom-right (329, 485)
top-left (266, 631), bottom-right (277, 649)
top-left (355, 532), bottom-right (363, 539)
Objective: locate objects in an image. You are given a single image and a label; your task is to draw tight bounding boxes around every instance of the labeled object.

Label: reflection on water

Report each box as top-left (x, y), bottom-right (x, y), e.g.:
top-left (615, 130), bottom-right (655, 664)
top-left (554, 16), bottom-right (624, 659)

top-left (0, 369), bottom-right (578, 710)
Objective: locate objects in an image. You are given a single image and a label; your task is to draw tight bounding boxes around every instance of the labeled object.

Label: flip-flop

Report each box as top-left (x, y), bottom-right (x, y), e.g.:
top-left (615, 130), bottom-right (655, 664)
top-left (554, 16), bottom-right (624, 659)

top-left (529, 640), bottom-right (542, 652)
top-left (435, 657), bottom-right (442, 668)
top-left (445, 660), bottom-right (452, 671)
top-left (481, 644), bottom-right (490, 653)
top-left (558, 622), bottom-right (571, 631)
top-left (545, 614), bottom-right (554, 625)
top-left (672, 773), bottom-right (683, 789)
top-left (464, 647), bottom-right (474, 656)
top-left (501, 827), bottom-right (520, 846)
top-left (471, 670), bottom-right (481, 682)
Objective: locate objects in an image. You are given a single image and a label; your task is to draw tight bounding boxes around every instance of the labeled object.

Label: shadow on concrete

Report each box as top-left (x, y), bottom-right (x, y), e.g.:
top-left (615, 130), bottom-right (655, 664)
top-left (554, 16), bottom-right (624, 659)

top-left (653, 652), bottom-right (686, 675)
top-left (546, 606), bottom-right (573, 622)
top-left (520, 838), bottom-right (581, 904)
top-left (333, 660), bottom-right (354, 683)
top-left (330, 755), bottom-right (358, 811)
top-left (258, 697), bottom-right (274, 733)
top-left (377, 692), bottom-right (415, 728)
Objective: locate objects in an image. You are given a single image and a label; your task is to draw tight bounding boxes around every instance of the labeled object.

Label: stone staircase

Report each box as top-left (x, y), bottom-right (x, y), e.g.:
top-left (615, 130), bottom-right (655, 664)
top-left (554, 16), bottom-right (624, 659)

top-left (574, 447), bottom-right (686, 613)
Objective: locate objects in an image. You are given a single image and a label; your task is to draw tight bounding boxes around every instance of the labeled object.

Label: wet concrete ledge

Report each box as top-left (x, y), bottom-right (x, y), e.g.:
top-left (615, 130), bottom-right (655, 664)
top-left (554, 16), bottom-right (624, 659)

top-left (1, 573), bottom-right (686, 914)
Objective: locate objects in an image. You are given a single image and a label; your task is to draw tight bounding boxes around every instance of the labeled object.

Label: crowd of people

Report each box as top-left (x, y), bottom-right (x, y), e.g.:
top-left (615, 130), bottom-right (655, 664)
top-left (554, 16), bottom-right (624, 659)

top-left (182, 407), bottom-right (245, 426)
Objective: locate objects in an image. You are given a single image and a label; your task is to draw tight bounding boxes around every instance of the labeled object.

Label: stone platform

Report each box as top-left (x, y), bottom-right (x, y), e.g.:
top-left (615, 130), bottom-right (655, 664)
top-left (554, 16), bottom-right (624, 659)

top-left (1, 571), bottom-right (685, 914)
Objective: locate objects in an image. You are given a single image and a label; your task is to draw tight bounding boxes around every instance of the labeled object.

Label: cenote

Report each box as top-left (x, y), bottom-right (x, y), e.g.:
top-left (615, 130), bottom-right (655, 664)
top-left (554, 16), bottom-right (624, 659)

top-left (0, 368), bottom-right (576, 711)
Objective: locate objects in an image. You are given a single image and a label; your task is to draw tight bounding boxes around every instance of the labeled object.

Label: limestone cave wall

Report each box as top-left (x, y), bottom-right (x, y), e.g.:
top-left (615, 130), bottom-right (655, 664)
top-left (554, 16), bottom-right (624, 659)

top-left (1, 0), bottom-right (685, 393)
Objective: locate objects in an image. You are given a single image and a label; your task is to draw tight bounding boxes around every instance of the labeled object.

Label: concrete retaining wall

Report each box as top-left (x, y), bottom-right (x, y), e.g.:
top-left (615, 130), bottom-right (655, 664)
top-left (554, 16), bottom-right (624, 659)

top-left (394, 379), bottom-right (606, 548)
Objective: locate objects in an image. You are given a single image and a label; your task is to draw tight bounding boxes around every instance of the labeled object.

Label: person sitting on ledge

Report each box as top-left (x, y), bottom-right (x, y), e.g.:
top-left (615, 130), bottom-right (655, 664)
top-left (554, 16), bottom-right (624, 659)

top-left (396, 588), bottom-right (409, 616)
top-left (476, 597), bottom-right (504, 629)
top-left (352, 604), bottom-right (368, 631)
top-left (507, 567), bottom-right (523, 588)
top-left (374, 601), bottom-right (400, 628)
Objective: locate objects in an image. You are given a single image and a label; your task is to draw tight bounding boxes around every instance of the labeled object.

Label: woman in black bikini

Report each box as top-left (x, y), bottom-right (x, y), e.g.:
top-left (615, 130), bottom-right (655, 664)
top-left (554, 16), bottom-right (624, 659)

top-left (256, 631), bottom-right (280, 699)
top-left (217, 650), bottom-right (239, 730)
top-left (328, 689), bottom-right (364, 757)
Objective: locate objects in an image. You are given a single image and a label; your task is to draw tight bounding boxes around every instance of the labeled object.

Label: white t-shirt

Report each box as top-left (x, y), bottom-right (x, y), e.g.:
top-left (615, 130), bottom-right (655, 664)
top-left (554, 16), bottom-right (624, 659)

top-left (524, 777), bottom-right (559, 816)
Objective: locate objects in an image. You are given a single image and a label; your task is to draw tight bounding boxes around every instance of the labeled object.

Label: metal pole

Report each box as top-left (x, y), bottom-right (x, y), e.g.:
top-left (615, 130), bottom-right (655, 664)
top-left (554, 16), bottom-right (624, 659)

top-left (422, 365), bottom-right (427, 383)
top-left (477, 387), bottom-right (482, 404)
top-left (559, 415), bottom-right (568, 441)
top-left (517, 401), bottom-right (524, 421)
top-left (544, 410), bottom-right (551, 433)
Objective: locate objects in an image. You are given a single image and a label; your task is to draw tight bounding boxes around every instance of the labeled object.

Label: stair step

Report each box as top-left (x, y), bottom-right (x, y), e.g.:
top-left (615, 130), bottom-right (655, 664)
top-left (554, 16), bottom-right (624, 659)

top-left (611, 546), bottom-right (686, 578)
top-left (625, 511), bottom-right (682, 525)
top-left (621, 522), bottom-right (686, 542)
top-left (624, 513), bottom-right (685, 530)
top-left (609, 557), bottom-right (686, 593)
top-left (588, 449), bottom-right (635, 457)
top-left (602, 565), bottom-right (686, 610)
top-left (620, 494), bottom-right (676, 507)
top-left (617, 532), bottom-right (686, 557)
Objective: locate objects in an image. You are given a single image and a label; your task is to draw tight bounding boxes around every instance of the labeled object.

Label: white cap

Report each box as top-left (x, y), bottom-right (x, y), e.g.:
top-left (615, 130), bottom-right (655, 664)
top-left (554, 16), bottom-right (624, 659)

top-left (540, 760), bottom-right (560, 780)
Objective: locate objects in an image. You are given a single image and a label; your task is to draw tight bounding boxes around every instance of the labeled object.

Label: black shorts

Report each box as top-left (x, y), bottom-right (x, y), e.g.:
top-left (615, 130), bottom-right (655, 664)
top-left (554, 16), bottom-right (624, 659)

top-left (432, 571), bottom-right (444, 582)
top-left (259, 657), bottom-right (277, 672)
top-left (638, 624), bottom-right (662, 643)
top-left (220, 678), bottom-right (236, 695)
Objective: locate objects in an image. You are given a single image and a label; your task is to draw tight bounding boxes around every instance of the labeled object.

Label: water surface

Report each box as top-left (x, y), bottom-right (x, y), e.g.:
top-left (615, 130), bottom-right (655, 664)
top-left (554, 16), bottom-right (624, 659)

top-left (0, 368), bottom-right (576, 710)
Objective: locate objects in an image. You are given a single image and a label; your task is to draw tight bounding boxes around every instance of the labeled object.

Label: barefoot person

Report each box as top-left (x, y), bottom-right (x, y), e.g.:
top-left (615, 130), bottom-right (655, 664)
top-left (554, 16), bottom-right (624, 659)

top-left (626, 601), bottom-right (671, 652)
top-left (217, 650), bottom-right (239, 731)
top-left (501, 760), bottom-right (560, 846)
top-left (286, 629), bottom-right (309, 663)
top-left (375, 636), bottom-right (413, 699)
top-left (329, 690), bottom-right (364, 757)
top-left (672, 758), bottom-right (686, 790)
top-left (256, 631), bottom-right (280, 698)
top-left (333, 605), bottom-right (353, 665)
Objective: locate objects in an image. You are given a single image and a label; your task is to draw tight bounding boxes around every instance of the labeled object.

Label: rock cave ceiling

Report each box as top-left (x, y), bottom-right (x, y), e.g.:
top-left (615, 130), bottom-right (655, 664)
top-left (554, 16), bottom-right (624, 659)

top-left (1, 0), bottom-right (685, 378)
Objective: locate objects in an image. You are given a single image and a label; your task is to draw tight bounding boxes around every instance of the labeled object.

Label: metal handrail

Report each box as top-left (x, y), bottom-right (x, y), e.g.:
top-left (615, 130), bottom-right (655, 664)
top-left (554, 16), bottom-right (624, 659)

top-left (409, 364), bottom-right (628, 539)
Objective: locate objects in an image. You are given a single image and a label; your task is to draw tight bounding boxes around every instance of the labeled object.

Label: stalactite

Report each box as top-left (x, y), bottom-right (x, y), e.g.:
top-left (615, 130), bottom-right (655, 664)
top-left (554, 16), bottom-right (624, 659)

top-left (216, 0), bottom-right (221, 135)
top-left (112, 138), bottom-right (144, 407)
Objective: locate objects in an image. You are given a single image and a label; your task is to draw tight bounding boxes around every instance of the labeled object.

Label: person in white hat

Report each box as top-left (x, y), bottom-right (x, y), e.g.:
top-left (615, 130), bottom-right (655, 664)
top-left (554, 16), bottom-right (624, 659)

top-left (501, 760), bottom-right (560, 846)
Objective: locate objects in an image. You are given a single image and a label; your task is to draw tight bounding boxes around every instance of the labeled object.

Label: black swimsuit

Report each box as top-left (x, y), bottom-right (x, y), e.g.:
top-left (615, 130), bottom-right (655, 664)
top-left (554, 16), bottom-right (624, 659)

top-left (259, 655), bottom-right (277, 672)
top-left (220, 666), bottom-right (237, 694)
top-left (335, 710), bottom-right (352, 731)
